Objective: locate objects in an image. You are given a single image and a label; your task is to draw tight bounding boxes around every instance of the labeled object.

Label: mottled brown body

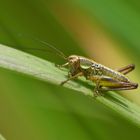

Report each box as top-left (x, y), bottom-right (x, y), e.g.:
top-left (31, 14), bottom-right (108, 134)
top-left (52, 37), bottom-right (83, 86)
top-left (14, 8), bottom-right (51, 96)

top-left (57, 55), bottom-right (138, 96)
top-left (20, 35), bottom-right (138, 96)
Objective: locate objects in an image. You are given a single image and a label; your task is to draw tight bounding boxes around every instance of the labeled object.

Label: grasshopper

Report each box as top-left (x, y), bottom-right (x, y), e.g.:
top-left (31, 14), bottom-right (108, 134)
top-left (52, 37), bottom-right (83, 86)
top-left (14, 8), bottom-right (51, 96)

top-left (56, 54), bottom-right (138, 96)
top-left (23, 37), bottom-right (138, 96)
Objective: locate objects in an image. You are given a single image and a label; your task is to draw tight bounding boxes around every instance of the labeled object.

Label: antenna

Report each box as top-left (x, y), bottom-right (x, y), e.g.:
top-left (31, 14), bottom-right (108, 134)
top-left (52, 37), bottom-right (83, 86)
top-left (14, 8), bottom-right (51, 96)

top-left (34, 38), bottom-right (67, 60)
top-left (18, 34), bottom-right (67, 60)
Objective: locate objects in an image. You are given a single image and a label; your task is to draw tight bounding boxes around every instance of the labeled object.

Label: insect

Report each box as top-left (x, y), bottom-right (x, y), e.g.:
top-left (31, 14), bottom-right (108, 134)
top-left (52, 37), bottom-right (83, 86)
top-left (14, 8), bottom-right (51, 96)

top-left (56, 55), bottom-right (138, 96)
top-left (22, 37), bottom-right (138, 96)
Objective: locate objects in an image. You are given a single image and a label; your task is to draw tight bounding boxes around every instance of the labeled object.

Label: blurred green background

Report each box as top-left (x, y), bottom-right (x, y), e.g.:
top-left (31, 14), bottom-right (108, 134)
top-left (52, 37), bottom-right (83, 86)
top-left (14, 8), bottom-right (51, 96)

top-left (0, 0), bottom-right (140, 140)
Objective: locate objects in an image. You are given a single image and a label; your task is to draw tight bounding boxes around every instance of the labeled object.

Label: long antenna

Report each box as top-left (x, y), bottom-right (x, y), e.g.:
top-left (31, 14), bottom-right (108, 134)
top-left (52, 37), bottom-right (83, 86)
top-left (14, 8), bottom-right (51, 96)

top-left (18, 34), bottom-right (67, 60)
top-left (34, 38), bottom-right (67, 60)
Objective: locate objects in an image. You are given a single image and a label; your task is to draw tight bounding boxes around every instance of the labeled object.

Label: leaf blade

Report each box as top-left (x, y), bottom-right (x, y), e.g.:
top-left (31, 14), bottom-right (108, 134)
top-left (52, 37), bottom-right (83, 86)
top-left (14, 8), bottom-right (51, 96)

top-left (0, 44), bottom-right (140, 128)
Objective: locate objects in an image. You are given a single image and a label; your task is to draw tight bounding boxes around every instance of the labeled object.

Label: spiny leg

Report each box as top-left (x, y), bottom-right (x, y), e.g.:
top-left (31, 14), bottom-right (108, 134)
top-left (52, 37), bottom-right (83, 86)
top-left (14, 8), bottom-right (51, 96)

top-left (116, 64), bottom-right (135, 75)
top-left (61, 72), bottom-right (83, 85)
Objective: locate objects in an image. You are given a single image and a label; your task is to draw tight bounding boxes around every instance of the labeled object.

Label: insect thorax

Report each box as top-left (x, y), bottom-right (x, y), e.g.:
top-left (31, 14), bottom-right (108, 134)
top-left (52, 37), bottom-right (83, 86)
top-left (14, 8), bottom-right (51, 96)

top-left (68, 55), bottom-right (81, 76)
top-left (79, 57), bottom-right (103, 76)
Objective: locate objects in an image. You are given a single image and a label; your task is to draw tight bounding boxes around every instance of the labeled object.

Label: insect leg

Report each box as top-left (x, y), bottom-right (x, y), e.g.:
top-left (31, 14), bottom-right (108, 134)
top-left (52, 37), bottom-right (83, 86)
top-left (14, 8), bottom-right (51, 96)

top-left (101, 85), bottom-right (138, 91)
top-left (55, 62), bottom-right (69, 69)
top-left (61, 72), bottom-right (83, 85)
top-left (88, 76), bottom-right (138, 96)
top-left (87, 75), bottom-right (104, 96)
top-left (116, 64), bottom-right (135, 75)
top-left (98, 77), bottom-right (138, 91)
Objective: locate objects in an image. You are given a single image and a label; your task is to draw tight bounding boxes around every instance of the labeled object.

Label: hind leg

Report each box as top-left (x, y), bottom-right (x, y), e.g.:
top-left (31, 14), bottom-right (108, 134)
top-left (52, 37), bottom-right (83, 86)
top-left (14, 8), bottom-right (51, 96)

top-left (88, 76), bottom-right (138, 96)
top-left (116, 64), bottom-right (135, 75)
top-left (98, 77), bottom-right (138, 92)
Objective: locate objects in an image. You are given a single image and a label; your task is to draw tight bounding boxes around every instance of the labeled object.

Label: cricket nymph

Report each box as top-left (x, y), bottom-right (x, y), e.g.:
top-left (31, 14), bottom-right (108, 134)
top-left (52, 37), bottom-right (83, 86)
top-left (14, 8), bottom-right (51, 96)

top-left (21, 37), bottom-right (138, 96)
top-left (59, 55), bottom-right (138, 96)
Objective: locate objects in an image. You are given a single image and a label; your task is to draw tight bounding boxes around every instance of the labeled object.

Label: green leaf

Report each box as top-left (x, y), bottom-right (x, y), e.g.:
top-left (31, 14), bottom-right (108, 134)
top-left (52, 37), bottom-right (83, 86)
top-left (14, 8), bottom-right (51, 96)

top-left (0, 0), bottom-right (140, 140)
top-left (0, 134), bottom-right (6, 140)
top-left (0, 43), bottom-right (140, 129)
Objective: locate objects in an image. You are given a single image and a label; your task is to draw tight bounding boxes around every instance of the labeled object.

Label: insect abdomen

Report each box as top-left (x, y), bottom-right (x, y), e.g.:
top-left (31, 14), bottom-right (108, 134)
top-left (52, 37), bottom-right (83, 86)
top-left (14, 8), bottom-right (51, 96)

top-left (101, 66), bottom-right (129, 82)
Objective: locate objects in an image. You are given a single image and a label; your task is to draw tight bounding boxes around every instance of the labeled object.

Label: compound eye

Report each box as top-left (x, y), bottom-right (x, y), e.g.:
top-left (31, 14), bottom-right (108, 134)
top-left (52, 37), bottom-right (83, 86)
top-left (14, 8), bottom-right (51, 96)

top-left (69, 57), bottom-right (74, 60)
top-left (68, 55), bottom-right (79, 63)
top-left (68, 57), bottom-right (74, 63)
